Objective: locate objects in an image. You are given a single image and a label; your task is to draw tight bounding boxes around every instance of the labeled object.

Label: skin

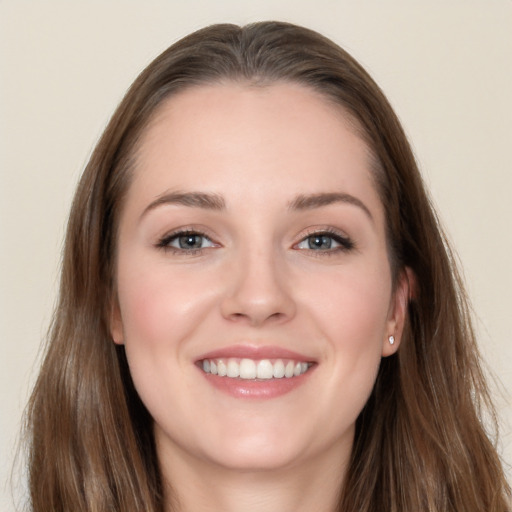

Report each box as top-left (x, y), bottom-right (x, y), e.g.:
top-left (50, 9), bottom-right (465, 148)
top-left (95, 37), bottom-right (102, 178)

top-left (111, 82), bottom-right (409, 512)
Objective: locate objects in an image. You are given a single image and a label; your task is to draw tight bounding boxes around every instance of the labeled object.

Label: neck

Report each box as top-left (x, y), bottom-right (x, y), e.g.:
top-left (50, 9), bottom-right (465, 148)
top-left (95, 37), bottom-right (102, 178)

top-left (159, 440), bottom-right (350, 512)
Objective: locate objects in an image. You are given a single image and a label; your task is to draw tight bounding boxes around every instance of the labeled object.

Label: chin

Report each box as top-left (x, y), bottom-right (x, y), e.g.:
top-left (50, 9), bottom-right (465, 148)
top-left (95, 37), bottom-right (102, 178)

top-left (203, 441), bottom-right (304, 473)
top-left (159, 419), bottom-right (314, 473)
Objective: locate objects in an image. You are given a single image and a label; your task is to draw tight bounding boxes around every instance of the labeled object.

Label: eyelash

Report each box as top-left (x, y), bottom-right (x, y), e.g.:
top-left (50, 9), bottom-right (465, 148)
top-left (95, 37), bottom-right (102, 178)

top-left (156, 229), bottom-right (216, 255)
top-left (155, 228), bottom-right (355, 255)
top-left (295, 228), bottom-right (355, 255)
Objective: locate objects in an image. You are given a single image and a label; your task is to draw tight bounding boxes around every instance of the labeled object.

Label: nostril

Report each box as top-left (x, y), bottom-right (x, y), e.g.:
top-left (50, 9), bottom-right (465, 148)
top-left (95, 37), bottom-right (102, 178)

top-left (225, 310), bottom-right (288, 326)
top-left (220, 273), bottom-right (297, 326)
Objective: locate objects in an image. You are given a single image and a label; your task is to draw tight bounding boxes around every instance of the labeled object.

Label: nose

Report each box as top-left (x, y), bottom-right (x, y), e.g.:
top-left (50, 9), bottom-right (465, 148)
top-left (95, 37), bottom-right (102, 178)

top-left (220, 249), bottom-right (296, 327)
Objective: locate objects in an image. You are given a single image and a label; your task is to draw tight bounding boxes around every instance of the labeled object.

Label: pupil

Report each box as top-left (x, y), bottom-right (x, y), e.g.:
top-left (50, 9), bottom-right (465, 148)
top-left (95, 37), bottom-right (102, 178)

top-left (309, 235), bottom-right (331, 250)
top-left (179, 234), bottom-right (202, 249)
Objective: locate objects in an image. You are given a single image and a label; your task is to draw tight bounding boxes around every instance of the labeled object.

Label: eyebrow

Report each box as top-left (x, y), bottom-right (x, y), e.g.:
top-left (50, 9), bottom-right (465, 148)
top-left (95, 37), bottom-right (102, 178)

top-left (288, 192), bottom-right (373, 222)
top-left (141, 191), bottom-right (226, 218)
top-left (141, 190), bottom-right (373, 222)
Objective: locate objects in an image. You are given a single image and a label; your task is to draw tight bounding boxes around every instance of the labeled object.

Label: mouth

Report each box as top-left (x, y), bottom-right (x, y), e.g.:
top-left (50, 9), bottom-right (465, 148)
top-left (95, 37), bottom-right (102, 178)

top-left (196, 346), bottom-right (316, 399)
top-left (199, 357), bottom-right (312, 380)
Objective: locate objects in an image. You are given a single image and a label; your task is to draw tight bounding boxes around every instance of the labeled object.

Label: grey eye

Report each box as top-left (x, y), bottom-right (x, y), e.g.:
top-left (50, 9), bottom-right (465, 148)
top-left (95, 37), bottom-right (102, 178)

top-left (164, 232), bottom-right (216, 250)
top-left (306, 235), bottom-right (334, 250)
top-left (295, 231), bottom-right (354, 253)
top-left (176, 234), bottom-right (205, 249)
top-left (297, 234), bottom-right (340, 251)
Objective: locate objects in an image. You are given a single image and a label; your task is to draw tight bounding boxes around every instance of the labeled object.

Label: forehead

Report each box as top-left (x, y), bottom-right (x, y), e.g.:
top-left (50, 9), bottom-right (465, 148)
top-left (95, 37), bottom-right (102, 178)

top-left (141, 81), bottom-right (365, 156)
top-left (129, 82), bottom-right (381, 215)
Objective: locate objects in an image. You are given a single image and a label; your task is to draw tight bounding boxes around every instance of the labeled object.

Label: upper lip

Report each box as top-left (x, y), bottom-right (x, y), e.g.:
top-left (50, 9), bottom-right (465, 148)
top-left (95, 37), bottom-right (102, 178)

top-left (197, 344), bottom-right (316, 362)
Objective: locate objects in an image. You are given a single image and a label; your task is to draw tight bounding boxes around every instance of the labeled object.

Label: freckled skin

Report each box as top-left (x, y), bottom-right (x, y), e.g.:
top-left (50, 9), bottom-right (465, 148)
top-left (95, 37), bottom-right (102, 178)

top-left (111, 83), bottom-right (408, 491)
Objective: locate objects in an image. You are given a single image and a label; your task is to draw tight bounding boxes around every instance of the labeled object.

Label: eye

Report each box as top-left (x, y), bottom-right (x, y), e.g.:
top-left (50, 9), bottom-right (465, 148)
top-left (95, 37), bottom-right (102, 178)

top-left (157, 231), bottom-right (216, 252)
top-left (295, 231), bottom-right (354, 252)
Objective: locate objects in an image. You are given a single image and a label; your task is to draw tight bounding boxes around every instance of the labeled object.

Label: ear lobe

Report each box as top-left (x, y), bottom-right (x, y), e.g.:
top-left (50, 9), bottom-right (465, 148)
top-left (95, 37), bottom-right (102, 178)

top-left (382, 267), bottom-right (415, 357)
top-left (110, 300), bottom-right (124, 345)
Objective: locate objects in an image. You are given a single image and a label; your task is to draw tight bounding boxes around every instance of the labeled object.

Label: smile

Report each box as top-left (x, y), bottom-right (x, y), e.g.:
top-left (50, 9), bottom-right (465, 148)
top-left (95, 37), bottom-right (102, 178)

top-left (201, 358), bottom-right (311, 380)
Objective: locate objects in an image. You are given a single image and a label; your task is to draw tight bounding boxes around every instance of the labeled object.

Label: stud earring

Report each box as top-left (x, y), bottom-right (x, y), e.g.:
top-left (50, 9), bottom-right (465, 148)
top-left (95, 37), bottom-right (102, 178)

top-left (388, 335), bottom-right (395, 345)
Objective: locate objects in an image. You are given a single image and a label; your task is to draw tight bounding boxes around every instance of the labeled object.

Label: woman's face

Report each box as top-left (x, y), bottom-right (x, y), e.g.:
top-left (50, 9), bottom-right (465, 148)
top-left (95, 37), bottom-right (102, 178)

top-left (111, 82), bottom-right (407, 474)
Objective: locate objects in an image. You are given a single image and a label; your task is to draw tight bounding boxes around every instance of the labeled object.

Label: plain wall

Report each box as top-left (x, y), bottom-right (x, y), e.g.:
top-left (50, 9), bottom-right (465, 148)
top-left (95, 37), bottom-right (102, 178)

top-left (1, 1), bottom-right (510, 509)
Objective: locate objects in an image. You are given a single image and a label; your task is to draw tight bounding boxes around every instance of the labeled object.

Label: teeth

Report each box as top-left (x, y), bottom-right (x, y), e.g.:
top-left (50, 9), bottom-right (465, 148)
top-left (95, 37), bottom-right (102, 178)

top-left (257, 359), bottom-right (273, 379)
top-left (240, 359), bottom-right (257, 379)
top-left (285, 361), bottom-right (294, 378)
top-left (227, 359), bottom-right (240, 378)
top-left (217, 360), bottom-right (227, 377)
top-left (201, 357), bottom-right (311, 380)
top-left (273, 360), bottom-right (285, 378)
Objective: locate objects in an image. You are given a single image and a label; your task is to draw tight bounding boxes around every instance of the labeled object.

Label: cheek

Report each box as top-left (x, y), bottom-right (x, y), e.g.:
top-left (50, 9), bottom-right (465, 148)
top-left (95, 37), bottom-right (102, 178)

top-left (116, 255), bottom-right (215, 346)
top-left (306, 259), bottom-right (392, 343)
top-left (303, 260), bottom-right (391, 394)
top-left (118, 274), bottom-right (176, 346)
top-left (114, 258), bottom-right (214, 423)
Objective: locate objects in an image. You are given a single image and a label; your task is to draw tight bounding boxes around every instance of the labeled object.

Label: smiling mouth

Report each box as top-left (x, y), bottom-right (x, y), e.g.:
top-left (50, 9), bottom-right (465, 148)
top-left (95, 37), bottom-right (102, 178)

top-left (200, 358), bottom-right (312, 380)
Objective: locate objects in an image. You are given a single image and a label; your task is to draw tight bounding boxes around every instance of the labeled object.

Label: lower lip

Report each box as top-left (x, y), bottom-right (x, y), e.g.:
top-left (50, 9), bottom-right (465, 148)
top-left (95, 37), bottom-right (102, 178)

top-left (200, 369), bottom-right (314, 399)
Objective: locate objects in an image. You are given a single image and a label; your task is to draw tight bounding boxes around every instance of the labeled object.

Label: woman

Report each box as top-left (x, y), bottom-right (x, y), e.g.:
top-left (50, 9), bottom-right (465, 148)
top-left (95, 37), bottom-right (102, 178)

top-left (25, 21), bottom-right (510, 511)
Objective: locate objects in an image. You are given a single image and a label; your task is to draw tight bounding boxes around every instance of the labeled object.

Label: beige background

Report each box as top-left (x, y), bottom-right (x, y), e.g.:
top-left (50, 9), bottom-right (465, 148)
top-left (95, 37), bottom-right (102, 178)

top-left (1, 1), bottom-right (511, 509)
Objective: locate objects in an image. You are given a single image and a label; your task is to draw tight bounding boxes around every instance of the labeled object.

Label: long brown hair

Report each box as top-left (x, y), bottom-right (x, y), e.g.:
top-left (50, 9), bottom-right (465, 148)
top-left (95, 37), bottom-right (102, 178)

top-left (24, 22), bottom-right (510, 511)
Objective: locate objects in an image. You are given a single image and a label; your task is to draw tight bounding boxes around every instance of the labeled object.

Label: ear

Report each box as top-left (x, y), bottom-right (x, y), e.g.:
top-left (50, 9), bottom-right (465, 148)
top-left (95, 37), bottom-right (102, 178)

top-left (110, 299), bottom-right (124, 345)
top-left (382, 267), bottom-right (415, 357)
